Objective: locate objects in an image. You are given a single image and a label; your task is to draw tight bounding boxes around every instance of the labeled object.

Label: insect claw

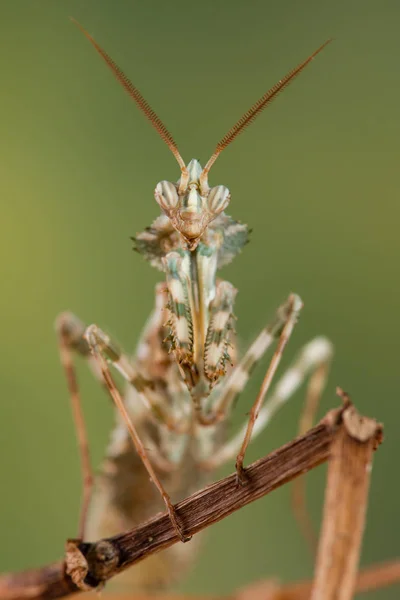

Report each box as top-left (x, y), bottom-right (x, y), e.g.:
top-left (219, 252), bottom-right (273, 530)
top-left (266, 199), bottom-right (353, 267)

top-left (165, 499), bottom-right (190, 543)
top-left (235, 459), bottom-right (248, 487)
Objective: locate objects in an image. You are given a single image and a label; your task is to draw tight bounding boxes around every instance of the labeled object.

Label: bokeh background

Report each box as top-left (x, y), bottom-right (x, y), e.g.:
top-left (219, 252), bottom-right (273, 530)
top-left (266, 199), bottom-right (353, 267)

top-left (1, 1), bottom-right (399, 598)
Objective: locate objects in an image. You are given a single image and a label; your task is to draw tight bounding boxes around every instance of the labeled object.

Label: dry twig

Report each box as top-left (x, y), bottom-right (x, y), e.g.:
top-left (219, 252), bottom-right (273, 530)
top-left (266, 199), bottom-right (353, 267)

top-left (310, 388), bottom-right (383, 599)
top-left (0, 419), bottom-right (334, 600)
top-left (0, 398), bottom-right (390, 600)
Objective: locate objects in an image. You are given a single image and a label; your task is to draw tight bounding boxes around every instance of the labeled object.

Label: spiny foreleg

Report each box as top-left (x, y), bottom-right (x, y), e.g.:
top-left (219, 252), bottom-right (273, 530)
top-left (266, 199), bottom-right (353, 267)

top-left (204, 280), bottom-right (237, 385)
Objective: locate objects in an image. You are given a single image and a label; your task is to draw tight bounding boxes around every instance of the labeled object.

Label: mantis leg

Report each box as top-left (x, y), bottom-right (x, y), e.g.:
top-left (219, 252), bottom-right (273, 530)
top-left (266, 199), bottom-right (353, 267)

top-left (55, 304), bottom-right (183, 540)
top-left (84, 324), bottom-right (190, 543)
top-left (56, 312), bottom-right (98, 540)
top-left (200, 336), bottom-right (333, 472)
top-left (198, 294), bottom-right (303, 425)
top-left (234, 294), bottom-right (302, 482)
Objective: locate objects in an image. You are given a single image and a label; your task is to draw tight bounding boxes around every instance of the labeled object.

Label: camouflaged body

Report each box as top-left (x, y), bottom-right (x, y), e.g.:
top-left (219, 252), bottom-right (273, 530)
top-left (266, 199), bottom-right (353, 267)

top-left (67, 26), bottom-right (332, 593)
top-left (86, 208), bottom-right (249, 590)
top-left (134, 210), bottom-right (249, 395)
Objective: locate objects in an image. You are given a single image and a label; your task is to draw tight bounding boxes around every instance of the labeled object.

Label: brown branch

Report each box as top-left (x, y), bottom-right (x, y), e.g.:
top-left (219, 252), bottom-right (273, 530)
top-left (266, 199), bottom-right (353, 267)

top-left (3, 555), bottom-right (398, 600)
top-left (0, 401), bottom-right (383, 600)
top-left (0, 419), bottom-right (334, 600)
top-left (310, 389), bottom-right (383, 599)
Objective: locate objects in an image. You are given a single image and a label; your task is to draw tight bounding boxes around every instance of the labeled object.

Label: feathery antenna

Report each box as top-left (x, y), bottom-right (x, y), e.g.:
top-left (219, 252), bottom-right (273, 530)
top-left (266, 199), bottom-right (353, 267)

top-left (71, 18), bottom-right (188, 182)
top-left (200, 39), bottom-right (332, 186)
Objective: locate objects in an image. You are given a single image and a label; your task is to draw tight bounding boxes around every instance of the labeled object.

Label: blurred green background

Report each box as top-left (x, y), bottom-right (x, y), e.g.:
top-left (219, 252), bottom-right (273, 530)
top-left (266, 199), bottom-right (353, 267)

top-left (0, 1), bottom-right (399, 598)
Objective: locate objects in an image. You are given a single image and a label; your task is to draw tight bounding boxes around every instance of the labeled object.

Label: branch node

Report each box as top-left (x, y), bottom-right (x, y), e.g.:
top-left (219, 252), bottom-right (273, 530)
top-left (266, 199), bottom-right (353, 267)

top-left (65, 540), bottom-right (91, 592)
top-left (65, 538), bottom-right (120, 591)
top-left (342, 404), bottom-right (383, 445)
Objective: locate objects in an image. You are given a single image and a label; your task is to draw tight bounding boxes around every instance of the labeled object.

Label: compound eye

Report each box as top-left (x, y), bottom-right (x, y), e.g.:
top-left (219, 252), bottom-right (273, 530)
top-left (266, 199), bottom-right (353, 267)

top-left (207, 185), bottom-right (231, 216)
top-left (155, 181), bottom-right (179, 212)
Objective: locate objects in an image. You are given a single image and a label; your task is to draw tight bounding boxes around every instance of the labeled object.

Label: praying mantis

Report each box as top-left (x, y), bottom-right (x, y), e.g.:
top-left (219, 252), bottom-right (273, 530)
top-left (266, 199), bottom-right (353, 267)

top-left (57, 20), bottom-right (333, 590)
